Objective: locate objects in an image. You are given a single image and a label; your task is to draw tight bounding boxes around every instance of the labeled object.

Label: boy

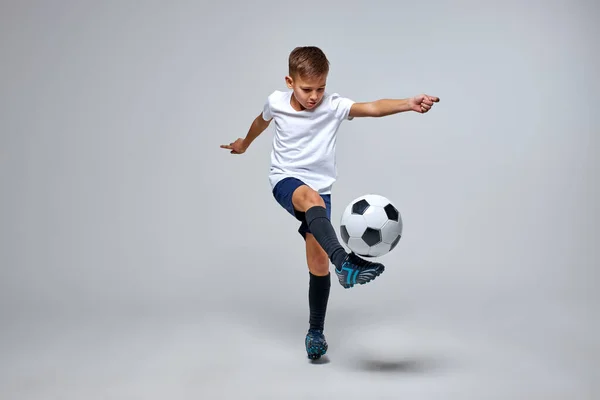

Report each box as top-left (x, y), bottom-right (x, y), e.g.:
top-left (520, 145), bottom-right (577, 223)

top-left (220, 46), bottom-right (439, 360)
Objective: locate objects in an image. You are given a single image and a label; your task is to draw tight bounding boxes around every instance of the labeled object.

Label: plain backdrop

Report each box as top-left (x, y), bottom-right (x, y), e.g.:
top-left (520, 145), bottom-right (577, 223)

top-left (1, 0), bottom-right (598, 399)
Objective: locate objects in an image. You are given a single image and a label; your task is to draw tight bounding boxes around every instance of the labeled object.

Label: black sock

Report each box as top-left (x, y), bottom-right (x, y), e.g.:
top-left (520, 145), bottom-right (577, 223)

top-left (305, 206), bottom-right (348, 269)
top-left (309, 272), bottom-right (331, 331)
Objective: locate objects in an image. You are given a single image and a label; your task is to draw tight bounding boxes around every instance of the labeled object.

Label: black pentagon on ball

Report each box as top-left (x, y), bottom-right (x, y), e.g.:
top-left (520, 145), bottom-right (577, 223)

top-left (384, 203), bottom-right (399, 221)
top-left (352, 199), bottom-right (370, 215)
top-left (340, 225), bottom-right (350, 244)
top-left (362, 227), bottom-right (381, 246)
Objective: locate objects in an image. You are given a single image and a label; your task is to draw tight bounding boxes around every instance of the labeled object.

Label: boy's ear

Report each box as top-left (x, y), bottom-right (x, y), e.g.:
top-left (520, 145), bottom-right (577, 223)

top-left (285, 75), bottom-right (293, 88)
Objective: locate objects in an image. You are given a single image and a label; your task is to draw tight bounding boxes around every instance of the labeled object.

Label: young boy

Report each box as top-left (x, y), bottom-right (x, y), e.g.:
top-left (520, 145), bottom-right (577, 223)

top-left (221, 46), bottom-right (439, 360)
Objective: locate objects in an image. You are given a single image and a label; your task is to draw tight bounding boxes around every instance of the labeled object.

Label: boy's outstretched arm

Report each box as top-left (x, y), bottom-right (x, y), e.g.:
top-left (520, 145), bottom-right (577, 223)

top-left (220, 113), bottom-right (271, 154)
top-left (349, 94), bottom-right (440, 118)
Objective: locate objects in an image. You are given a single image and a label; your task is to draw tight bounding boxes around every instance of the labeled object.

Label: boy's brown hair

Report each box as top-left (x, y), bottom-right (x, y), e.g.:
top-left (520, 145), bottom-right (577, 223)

top-left (288, 46), bottom-right (330, 79)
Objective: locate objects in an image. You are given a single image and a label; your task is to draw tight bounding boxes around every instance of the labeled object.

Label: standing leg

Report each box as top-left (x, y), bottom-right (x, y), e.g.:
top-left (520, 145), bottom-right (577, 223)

top-left (271, 178), bottom-right (331, 359)
top-left (305, 232), bottom-right (331, 332)
top-left (301, 192), bottom-right (332, 360)
top-left (303, 228), bottom-right (331, 360)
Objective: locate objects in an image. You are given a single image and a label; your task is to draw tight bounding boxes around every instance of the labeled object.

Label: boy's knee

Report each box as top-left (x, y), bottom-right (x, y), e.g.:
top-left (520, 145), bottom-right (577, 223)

top-left (306, 190), bottom-right (325, 207)
top-left (294, 186), bottom-right (325, 211)
top-left (305, 233), bottom-right (330, 275)
top-left (308, 256), bottom-right (330, 276)
top-left (309, 248), bottom-right (329, 264)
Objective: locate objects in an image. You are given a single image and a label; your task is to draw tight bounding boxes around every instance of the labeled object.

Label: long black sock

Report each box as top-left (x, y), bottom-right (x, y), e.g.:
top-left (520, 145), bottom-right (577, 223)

top-left (305, 206), bottom-right (348, 269)
top-left (309, 272), bottom-right (331, 331)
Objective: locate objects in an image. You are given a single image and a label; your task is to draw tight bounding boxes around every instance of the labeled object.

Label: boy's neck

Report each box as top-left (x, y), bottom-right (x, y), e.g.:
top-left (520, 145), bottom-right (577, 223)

top-left (290, 93), bottom-right (306, 111)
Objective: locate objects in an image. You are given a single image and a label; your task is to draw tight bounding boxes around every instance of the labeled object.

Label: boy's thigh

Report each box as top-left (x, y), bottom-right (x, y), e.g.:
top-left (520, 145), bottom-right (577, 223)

top-left (272, 177), bottom-right (307, 221)
top-left (272, 177), bottom-right (332, 238)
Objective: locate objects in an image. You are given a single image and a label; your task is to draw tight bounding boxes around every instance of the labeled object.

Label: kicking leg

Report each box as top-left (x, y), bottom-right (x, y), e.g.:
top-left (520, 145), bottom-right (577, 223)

top-left (292, 184), bottom-right (386, 289)
top-left (292, 185), bottom-right (347, 268)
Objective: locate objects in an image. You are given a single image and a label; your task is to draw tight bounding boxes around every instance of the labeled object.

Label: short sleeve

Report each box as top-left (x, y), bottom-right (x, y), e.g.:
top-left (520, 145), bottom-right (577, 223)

top-left (329, 93), bottom-right (355, 121)
top-left (262, 95), bottom-right (273, 121)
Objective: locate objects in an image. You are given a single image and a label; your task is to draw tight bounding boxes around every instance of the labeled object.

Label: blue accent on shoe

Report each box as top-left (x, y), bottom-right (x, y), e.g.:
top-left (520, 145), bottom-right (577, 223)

top-left (335, 252), bottom-right (385, 288)
top-left (305, 329), bottom-right (328, 360)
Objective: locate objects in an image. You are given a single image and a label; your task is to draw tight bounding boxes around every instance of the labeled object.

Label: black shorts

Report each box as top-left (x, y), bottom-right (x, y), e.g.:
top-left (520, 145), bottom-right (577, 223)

top-left (272, 177), bottom-right (332, 239)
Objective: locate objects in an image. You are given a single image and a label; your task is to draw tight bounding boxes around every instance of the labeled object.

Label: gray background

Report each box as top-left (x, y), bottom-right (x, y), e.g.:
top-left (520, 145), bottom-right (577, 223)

top-left (1, 0), bottom-right (598, 398)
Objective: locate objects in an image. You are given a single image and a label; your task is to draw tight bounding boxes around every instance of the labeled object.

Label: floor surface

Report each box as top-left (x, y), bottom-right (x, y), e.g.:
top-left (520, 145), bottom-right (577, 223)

top-left (2, 295), bottom-right (597, 400)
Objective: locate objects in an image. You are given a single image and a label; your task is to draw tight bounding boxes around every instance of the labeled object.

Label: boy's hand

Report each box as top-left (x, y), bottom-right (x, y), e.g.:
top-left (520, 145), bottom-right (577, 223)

top-left (220, 138), bottom-right (247, 154)
top-left (409, 94), bottom-right (440, 113)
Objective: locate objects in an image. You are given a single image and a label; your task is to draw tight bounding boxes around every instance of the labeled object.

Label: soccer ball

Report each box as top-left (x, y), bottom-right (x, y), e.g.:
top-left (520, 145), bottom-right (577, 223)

top-left (339, 194), bottom-right (403, 257)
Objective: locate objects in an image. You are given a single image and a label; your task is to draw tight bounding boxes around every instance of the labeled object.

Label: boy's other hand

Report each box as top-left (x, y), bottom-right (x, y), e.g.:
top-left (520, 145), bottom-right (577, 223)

top-left (220, 138), bottom-right (247, 154)
top-left (409, 94), bottom-right (440, 113)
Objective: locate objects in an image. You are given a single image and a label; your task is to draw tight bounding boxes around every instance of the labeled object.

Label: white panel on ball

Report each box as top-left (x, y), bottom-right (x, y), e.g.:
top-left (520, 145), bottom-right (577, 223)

top-left (362, 206), bottom-right (390, 229)
top-left (368, 241), bottom-right (392, 257)
top-left (380, 219), bottom-right (403, 244)
top-left (342, 213), bottom-right (367, 238)
top-left (347, 237), bottom-right (371, 256)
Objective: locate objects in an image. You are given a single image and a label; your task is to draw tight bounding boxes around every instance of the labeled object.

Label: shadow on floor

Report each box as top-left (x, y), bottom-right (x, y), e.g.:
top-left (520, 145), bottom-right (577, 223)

top-left (352, 356), bottom-right (445, 374)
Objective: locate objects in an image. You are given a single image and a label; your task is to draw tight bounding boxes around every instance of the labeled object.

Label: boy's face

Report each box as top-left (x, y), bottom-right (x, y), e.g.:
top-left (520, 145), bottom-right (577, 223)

top-left (285, 73), bottom-right (327, 111)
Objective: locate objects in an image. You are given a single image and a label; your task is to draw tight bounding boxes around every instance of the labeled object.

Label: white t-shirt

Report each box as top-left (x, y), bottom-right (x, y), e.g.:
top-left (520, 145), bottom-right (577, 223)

top-left (262, 90), bottom-right (355, 195)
